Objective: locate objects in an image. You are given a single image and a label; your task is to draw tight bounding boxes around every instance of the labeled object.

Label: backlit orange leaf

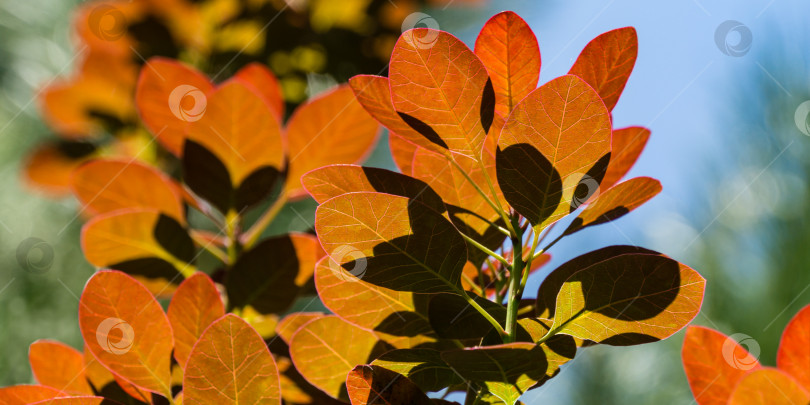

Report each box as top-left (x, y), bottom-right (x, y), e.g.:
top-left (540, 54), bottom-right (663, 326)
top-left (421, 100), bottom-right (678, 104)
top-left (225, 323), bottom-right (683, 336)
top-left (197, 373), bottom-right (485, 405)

top-left (183, 314), bottom-right (281, 404)
top-left (78, 271), bottom-right (174, 398)
top-left (388, 134), bottom-right (420, 175)
top-left (563, 177), bottom-right (661, 236)
top-left (349, 75), bottom-right (445, 155)
top-left (71, 159), bottom-right (184, 222)
top-left (568, 27), bottom-right (638, 111)
top-left (346, 365), bottom-right (432, 405)
top-left (23, 143), bottom-right (92, 197)
top-left (29, 340), bottom-right (93, 395)
top-left (474, 11), bottom-right (540, 117)
top-left (135, 57), bottom-right (214, 156)
top-left (284, 85), bottom-right (380, 199)
top-left (234, 62), bottom-right (285, 120)
top-left (546, 248), bottom-right (704, 345)
top-left (290, 315), bottom-right (390, 399)
top-left (389, 29), bottom-right (493, 158)
top-left (371, 349), bottom-right (463, 393)
top-left (496, 74), bottom-right (612, 231)
top-left (29, 397), bottom-right (119, 405)
top-left (600, 126), bottom-right (650, 191)
top-left (302, 165), bottom-right (445, 213)
top-left (184, 80), bottom-right (284, 212)
top-left (0, 385), bottom-right (65, 404)
top-left (682, 326), bottom-right (762, 405)
top-left (314, 256), bottom-right (434, 340)
top-left (167, 273), bottom-right (224, 369)
top-left (275, 313), bottom-right (326, 345)
top-left (315, 192), bottom-right (467, 293)
top-left (728, 368), bottom-right (810, 405)
top-left (81, 209), bottom-right (195, 290)
top-left (777, 304), bottom-right (810, 391)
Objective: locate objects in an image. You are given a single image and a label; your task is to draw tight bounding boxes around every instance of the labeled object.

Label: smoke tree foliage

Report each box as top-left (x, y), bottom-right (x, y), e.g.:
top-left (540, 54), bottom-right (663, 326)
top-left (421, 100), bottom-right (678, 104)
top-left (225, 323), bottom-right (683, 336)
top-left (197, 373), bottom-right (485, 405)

top-left (0, 11), bottom-right (706, 405)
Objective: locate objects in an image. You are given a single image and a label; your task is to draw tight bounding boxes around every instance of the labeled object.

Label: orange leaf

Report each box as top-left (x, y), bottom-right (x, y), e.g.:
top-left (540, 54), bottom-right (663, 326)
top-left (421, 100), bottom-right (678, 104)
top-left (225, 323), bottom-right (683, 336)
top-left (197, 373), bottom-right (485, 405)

top-left (167, 273), bottom-right (224, 369)
top-left (30, 398), bottom-right (121, 405)
top-left (29, 340), bottom-right (93, 395)
top-left (496, 74), bottom-right (612, 231)
top-left (82, 348), bottom-right (149, 403)
top-left (315, 192), bottom-right (467, 294)
top-left (683, 326), bottom-right (762, 405)
top-left (569, 27), bottom-right (638, 111)
top-left (78, 270), bottom-right (174, 398)
top-left (135, 57), bottom-right (214, 156)
top-left (315, 256), bottom-right (434, 339)
top-left (777, 304), bottom-right (810, 391)
top-left (0, 386), bottom-right (65, 405)
top-left (346, 365), bottom-right (432, 405)
top-left (184, 80), bottom-right (284, 211)
top-left (276, 313), bottom-right (326, 345)
top-left (234, 62), bottom-right (285, 119)
top-left (728, 368), bottom-right (810, 405)
top-left (71, 159), bottom-right (184, 221)
top-left (388, 134), bottom-right (419, 175)
top-left (474, 11), bottom-right (540, 117)
top-left (81, 209), bottom-right (195, 291)
top-left (284, 85), bottom-right (380, 199)
top-left (23, 143), bottom-right (92, 197)
top-left (301, 164), bottom-right (445, 213)
top-left (564, 177), bottom-right (661, 236)
top-left (600, 126), bottom-right (650, 190)
top-left (183, 314), bottom-right (281, 404)
top-left (389, 29), bottom-right (493, 159)
top-left (349, 75), bottom-right (445, 155)
top-left (290, 315), bottom-right (390, 399)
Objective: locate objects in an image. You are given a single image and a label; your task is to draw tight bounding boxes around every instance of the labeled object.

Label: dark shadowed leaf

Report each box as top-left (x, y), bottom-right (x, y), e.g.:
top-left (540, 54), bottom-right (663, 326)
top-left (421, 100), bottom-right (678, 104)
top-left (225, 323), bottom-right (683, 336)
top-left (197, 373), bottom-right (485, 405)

top-left (371, 349), bottom-right (463, 393)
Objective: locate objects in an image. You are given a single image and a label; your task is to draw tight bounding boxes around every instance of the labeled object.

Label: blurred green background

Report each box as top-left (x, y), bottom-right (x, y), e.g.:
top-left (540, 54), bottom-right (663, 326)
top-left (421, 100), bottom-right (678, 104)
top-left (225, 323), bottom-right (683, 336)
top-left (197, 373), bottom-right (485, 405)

top-left (2, 0), bottom-right (810, 404)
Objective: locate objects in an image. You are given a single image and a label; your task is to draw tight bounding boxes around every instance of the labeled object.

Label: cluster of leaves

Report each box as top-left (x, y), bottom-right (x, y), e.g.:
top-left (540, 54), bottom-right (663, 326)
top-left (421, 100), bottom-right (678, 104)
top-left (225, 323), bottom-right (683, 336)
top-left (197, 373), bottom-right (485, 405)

top-left (288, 11), bottom-right (706, 404)
top-left (2, 10), bottom-right (708, 405)
top-left (682, 304), bottom-right (810, 404)
top-left (25, 0), bottom-right (472, 196)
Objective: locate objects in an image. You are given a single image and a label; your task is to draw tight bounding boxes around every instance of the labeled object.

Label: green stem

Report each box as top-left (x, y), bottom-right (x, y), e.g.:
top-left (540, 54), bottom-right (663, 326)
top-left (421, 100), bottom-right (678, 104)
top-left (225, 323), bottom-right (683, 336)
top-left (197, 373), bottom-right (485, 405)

top-left (503, 218), bottom-right (525, 343)
top-left (190, 230), bottom-right (228, 263)
top-left (460, 232), bottom-right (510, 268)
top-left (242, 192), bottom-right (288, 249)
top-left (225, 210), bottom-right (241, 264)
